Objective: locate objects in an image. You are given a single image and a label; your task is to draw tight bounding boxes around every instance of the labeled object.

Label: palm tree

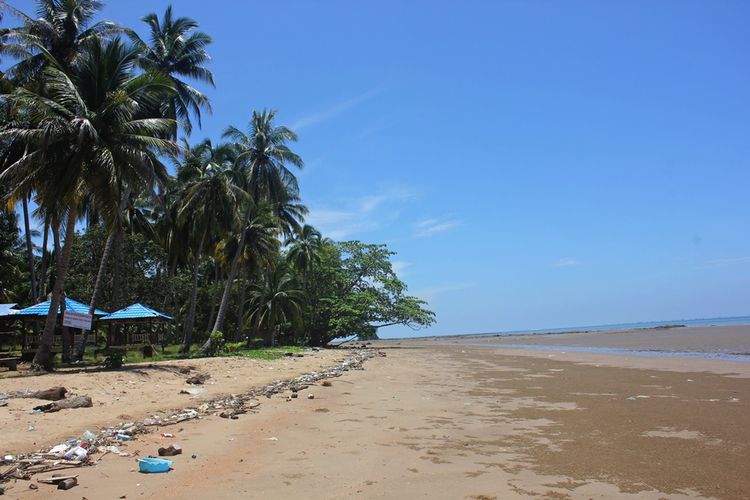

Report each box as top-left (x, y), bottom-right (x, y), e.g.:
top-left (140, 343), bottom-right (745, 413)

top-left (286, 224), bottom-right (324, 274)
top-left (201, 110), bottom-right (303, 351)
top-left (0, 0), bottom-right (124, 83)
top-left (246, 264), bottom-right (303, 346)
top-left (0, 38), bottom-right (176, 369)
top-left (176, 139), bottom-right (240, 351)
top-left (130, 5), bottom-right (214, 136)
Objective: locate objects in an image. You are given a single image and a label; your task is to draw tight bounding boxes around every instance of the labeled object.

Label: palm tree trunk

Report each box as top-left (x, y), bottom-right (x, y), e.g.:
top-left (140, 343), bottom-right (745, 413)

top-left (202, 209), bottom-right (250, 351)
top-left (38, 218), bottom-right (50, 298)
top-left (182, 228), bottom-right (206, 353)
top-left (32, 206), bottom-right (78, 370)
top-left (22, 195), bottom-right (37, 304)
top-left (74, 228), bottom-right (116, 360)
top-left (206, 264), bottom-right (219, 331)
top-left (107, 227), bottom-right (124, 346)
top-left (235, 272), bottom-right (248, 342)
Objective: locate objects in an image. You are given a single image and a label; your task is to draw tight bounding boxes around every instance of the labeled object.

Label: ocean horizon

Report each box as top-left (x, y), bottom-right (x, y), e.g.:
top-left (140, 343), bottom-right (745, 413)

top-left (387, 315), bottom-right (750, 340)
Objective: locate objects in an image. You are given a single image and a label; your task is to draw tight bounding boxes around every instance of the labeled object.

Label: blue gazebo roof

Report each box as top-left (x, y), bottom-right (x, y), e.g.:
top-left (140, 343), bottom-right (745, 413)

top-left (100, 303), bottom-right (173, 322)
top-left (14, 297), bottom-right (109, 317)
top-left (0, 303), bottom-right (18, 319)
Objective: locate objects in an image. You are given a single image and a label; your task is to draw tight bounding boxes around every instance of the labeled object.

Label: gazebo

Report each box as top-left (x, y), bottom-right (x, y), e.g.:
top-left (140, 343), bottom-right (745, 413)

top-left (99, 303), bottom-right (173, 349)
top-left (0, 303), bottom-right (20, 352)
top-left (13, 297), bottom-right (109, 358)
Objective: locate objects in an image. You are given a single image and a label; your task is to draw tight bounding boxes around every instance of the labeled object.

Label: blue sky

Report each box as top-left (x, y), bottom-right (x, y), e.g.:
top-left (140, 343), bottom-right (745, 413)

top-left (6, 1), bottom-right (750, 337)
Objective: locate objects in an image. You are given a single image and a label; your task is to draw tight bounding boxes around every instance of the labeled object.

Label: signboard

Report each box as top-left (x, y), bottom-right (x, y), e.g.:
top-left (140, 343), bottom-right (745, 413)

top-left (62, 311), bottom-right (93, 330)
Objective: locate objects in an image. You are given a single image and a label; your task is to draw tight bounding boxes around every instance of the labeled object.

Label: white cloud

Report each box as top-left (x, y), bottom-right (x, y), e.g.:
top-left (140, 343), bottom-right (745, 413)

top-left (391, 261), bottom-right (412, 277)
top-left (306, 185), bottom-right (417, 240)
top-left (698, 256), bottom-right (750, 269)
top-left (554, 258), bottom-right (579, 267)
top-left (414, 217), bottom-right (460, 238)
top-left (291, 87), bottom-right (385, 131)
top-left (413, 282), bottom-right (477, 302)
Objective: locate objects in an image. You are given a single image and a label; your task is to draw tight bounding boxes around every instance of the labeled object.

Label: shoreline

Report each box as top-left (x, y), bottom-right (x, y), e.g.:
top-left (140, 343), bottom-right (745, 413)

top-left (2, 330), bottom-right (749, 498)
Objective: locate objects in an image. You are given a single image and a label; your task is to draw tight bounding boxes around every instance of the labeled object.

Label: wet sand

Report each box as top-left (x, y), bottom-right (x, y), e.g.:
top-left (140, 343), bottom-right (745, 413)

top-left (3, 332), bottom-right (749, 499)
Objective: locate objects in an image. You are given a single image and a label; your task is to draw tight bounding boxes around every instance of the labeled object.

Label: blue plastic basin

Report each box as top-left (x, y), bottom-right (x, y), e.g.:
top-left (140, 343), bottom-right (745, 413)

top-left (138, 457), bottom-right (172, 473)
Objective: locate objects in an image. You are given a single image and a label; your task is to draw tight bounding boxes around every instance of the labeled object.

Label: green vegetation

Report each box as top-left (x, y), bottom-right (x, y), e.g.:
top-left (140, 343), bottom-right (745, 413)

top-left (0, 1), bottom-right (434, 371)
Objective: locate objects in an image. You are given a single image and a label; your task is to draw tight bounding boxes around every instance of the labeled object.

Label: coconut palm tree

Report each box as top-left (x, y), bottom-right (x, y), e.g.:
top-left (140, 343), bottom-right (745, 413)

top-left (201, 110), bottom-right (303, 351)
top-left (0, 38), bottom-right (176, 369)
top-left (130, 5), bottom-right (214, 136)
top-left (176, 139), bottom-right (241, 351)
top-left (246, 263), bottom-right (303, 346)
top-left (286, 224), bottom-right (324, 275)
top-left (0, 0), bottom-right (124, 83)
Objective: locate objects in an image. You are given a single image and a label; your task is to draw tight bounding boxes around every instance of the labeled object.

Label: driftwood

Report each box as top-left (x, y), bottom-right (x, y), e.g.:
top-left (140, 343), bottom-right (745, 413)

top-left (37, 474), bottom-right (79, 484)
top-left (186, 373), bottom-right (210, 385)
top-left (31, 387), bottom-right (67, 401)
top-left (33, 396), bottom-right (92, 413)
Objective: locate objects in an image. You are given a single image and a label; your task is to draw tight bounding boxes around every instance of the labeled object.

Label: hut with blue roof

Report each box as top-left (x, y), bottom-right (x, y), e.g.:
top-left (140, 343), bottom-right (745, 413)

top-left (13, 297), bottom-right (109, 360)
top-left (99, 303), bottom-right (173, 352)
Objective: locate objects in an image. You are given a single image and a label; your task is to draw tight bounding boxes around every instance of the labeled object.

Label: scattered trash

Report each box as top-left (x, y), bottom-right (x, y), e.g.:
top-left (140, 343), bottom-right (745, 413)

top-left (0, 349), bottom-right (375, 488)
top-left (307, 394), bottom-right (314, 400)
top-left (64, 446), bottom-right (88, 461)
top-left (266, 437), bottom-right (278, 441)
top-left (137, 458), bottom-right (172, 474)
top-left (57, 477), bottom-right (78, 490)
top-left (160, 433), bottom-right (175, 439)
top-left (321, 381), bottom-right (332, 387)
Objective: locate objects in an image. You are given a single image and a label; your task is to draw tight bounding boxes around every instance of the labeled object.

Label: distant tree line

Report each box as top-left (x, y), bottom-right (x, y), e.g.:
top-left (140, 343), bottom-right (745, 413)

top-left (0, 0), bottom-right (434, 370)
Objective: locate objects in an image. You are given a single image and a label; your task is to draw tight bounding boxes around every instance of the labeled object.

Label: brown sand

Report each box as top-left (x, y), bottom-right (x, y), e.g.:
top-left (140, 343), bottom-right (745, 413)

top-left (0, 350), bottom-right (347, 455)
top-left (3, 337), bottom-right (749, 499)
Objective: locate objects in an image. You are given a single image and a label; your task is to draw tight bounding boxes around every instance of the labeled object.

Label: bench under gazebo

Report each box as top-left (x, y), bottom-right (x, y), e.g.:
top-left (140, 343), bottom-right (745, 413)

top-left (99, 303), bottom-right (174, 353)
top-left (13, 297), bottom-right (109, 360)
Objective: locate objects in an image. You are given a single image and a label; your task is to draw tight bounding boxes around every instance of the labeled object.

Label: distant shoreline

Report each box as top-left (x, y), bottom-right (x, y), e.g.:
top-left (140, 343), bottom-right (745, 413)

top-left (384, 314), bottom-right (750, 341)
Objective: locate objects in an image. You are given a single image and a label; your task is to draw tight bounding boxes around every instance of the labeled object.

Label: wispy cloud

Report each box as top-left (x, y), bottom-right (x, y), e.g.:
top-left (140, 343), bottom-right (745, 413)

top-left (554, 258), bottom-right (579, 267)
top-left (306, 185), bottom-right (417, 240)
top-left (698, 256), bottom-right (750, 269)
top-left (292, 87), bottom-right (385, 131)
top-left (414, 217), bottom-right (461, 238)
top-left (413, 282), bottom-right (477, 302)
top-left (391, 261), bottom-right (412, 277)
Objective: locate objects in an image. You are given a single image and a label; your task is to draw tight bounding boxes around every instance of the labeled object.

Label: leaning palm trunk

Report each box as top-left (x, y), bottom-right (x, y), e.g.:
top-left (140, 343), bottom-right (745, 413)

top-left (201, 209), bottom-right (250, 351)
top-left (74, 228), bottom-right (116, 360)
top-left (76, 188), bottom-right (130, 360)
top-left (235, 273), bottom-right (248, 342)
top-left (32, 207), bottom-right (78, 370)
top-left (182, 228), bottom-right (207, 353)
top-left (38, 219), bottom-right (50, 298)
top-left (22, 195), bottom-right (38, 304)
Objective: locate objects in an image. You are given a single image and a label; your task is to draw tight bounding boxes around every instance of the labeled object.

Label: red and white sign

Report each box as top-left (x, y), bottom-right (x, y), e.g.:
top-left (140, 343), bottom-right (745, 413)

top-left (63, 311), bottom-right (93, 330)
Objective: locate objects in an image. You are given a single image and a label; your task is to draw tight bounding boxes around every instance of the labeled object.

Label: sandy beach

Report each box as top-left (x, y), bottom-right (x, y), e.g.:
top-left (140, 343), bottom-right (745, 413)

top-left (2, 326), bottom-right (750, 499)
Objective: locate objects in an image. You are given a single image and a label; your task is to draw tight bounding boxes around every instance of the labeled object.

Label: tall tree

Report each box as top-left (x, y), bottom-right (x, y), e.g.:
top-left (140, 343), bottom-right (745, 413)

top-left (0, 38), bottom-right (176, 369)
top-left (0, 0), bottom-right (123, 82)
top-left (130, 5), bottom-right (214, 136)
top-left (246, 263), bottom-right (303, 346)
top-left (201, 110), bottom-right (303, 350)
top-left (176, 139), bottom-right (240, 351)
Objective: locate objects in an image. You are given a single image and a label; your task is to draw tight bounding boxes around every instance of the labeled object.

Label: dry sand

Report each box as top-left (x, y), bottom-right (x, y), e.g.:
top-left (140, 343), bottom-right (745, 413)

top-left (1, 327), bottom-right (749, 499)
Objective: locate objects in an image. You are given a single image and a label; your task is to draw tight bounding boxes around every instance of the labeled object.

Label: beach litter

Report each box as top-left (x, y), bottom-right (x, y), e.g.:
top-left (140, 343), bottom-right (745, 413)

top-left (0, 349), bottom-right (374, 487)
top-left (137, 458), bottom-right (172, 473)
